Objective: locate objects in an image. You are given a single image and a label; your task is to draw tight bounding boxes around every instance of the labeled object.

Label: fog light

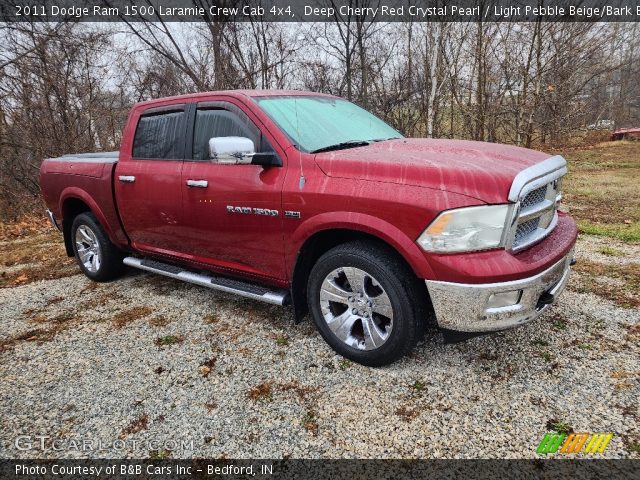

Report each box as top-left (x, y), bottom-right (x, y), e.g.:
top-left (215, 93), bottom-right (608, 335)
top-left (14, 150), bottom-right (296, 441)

top-left (487, 290), bottom-right (522, 309)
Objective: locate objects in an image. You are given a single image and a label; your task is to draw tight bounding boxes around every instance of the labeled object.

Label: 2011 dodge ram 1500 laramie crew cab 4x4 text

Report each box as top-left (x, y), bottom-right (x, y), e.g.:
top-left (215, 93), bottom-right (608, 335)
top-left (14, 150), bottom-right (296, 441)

top-left (40, 90), bottom-right (577, 366)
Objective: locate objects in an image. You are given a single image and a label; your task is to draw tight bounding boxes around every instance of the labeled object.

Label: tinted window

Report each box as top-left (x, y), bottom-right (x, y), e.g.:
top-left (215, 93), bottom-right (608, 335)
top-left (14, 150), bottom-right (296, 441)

top-left (193, 109), bottom-right (261, 161)
top-left (133, 111), bottom-right (185, 159)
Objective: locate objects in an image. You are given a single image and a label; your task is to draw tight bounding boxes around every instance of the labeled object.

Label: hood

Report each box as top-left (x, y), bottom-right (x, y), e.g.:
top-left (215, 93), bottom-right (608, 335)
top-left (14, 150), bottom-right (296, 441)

top-left (314, 138), bottom-right (551, 204)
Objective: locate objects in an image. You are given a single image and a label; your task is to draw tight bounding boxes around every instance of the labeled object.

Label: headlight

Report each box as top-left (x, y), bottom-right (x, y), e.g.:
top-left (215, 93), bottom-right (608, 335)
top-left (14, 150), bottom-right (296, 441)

top-left (417, 204), bottom-right (511, 253)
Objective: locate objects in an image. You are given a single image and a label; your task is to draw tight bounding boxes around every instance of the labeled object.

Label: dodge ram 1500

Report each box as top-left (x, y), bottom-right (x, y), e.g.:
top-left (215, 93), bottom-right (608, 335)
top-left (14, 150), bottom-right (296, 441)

top-left (40, 90), bottom-right (577, 366)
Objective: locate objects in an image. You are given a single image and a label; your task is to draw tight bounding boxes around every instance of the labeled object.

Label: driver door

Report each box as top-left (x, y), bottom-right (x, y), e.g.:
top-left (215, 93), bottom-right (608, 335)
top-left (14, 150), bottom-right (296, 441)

top-left (180, 101), bottom-right (288, 282)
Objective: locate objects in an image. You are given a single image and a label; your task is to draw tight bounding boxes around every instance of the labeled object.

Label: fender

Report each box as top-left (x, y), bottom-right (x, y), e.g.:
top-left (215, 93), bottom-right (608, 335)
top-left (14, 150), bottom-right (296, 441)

top-left (287, 211), bottom-right (437, 280)
top-left (58, 186), bottom-right (127, 247)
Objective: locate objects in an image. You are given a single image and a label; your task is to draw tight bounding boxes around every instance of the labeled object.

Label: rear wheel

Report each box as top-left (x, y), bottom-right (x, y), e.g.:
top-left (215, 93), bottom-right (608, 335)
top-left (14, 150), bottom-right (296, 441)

top-left (307, 240), bottom-right (425, 366)
top-left (71, 212), bottom-right (124, 282)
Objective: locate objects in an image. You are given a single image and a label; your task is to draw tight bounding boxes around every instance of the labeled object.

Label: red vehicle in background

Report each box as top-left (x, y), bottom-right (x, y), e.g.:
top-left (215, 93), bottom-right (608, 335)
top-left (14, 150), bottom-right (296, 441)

top-left (39, 90), bottom-right (577, 366)
top-left (611, 128), bottom-right (640, 141)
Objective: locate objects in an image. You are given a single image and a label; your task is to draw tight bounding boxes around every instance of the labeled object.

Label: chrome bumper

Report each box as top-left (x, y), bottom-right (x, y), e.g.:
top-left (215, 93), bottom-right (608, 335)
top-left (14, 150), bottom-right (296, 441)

top-left (45, 209), bottom-right (61, 232)
top-left (425, 249), bottom-right (574, 332)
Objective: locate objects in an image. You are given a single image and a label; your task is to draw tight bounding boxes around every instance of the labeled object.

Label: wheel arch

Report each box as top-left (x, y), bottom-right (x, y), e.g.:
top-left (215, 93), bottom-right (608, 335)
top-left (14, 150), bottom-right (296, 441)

top-left (59, 188), bottom-right (114, 257)
top-left (288, 213), bottom-right (434, 323)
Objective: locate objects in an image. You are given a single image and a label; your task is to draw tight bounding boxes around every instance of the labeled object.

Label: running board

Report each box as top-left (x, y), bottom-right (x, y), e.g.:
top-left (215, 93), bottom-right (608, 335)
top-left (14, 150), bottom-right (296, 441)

top-left (123, 257), bottom-right (290, 306)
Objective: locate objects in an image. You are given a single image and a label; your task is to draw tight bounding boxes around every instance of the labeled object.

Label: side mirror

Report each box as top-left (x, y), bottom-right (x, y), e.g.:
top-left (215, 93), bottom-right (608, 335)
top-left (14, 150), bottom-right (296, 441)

top-left (209, 137), bottom-right (255, 165)
top-left (208, 136), bottom-right (282, 167)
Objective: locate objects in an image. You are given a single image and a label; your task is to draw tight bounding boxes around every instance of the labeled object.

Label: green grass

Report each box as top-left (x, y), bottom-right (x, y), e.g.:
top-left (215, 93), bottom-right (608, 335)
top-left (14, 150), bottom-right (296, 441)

top-left (578, 220), bottom-right (640, 243)
top-left (547, 420), bottom-right (573, 436)
top-left (149, 449), bottom-right (171, 460)
top-left (553, 318), bottom-right (568, 331)
top-left (562, 142), bottom-right (640, 243)
top-left (338, 359), bottom-right (352, 370)
top-left (411, 380), bottom-right (427, 392)
top-left (597, 246), bottom-right (626, 257)
top-left (155, 335), bottom-right (182, 346)
top-left (539, 351), bottom-right (553, 362)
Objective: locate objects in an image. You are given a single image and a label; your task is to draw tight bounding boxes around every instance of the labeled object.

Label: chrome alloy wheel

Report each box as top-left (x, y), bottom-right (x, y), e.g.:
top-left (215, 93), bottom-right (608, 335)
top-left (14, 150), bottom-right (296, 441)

top-left (75, 225), bottom-right (102, 273)
top-left (319, 267), bottom-right (394, 351)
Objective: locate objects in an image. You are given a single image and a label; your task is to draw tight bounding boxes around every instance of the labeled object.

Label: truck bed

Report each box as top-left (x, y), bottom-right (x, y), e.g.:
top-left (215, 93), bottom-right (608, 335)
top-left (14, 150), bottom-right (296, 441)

top-left (58, 151), bottom-right (119, 162)
top-left (39, 151), bottom-right (128, 249)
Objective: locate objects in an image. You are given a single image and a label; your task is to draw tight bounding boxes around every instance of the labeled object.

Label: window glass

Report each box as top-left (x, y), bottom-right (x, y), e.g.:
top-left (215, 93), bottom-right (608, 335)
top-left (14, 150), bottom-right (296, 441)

top-left (193, 109), bottom-right (260, 160)
top-left (255, 96), bottom-right (402, 152)
top-left (133, 111), bottom-right (184, 159)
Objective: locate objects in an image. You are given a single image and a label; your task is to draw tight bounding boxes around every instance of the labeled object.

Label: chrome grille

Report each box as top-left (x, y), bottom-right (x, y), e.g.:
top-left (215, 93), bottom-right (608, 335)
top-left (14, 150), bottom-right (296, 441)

top-left (521, 185), bottom-right (547, 210)
top-left (514, 218), bottom-right (540, 245)
top-left (508, 156), bottom-right (567, 252)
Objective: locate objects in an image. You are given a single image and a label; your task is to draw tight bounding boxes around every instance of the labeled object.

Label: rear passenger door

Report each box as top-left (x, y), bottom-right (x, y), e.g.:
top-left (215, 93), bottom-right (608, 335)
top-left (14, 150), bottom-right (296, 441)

top-left (180, 101), bottom-right (288, 282)
top-left (115, 105), bottom-right (187, 255)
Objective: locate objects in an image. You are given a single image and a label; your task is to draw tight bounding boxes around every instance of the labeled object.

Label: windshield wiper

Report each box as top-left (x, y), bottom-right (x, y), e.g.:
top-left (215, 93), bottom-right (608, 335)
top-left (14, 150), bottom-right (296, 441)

top-left (310, 140), bottom-right (371, 154)
top-left (371, 136), bottom-right (402, 142)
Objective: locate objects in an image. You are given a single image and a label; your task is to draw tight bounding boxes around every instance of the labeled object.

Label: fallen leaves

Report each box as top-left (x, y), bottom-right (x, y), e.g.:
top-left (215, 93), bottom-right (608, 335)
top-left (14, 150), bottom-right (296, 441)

top-left (247, 381), bottom-right (273, 401)
top-left (0, 214), bottom-right (53, 241)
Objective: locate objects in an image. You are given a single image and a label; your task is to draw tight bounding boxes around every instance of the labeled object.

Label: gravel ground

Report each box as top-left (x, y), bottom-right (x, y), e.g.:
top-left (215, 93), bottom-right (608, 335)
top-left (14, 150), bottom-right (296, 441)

top-left (0, 234), bottom-right (638, 459)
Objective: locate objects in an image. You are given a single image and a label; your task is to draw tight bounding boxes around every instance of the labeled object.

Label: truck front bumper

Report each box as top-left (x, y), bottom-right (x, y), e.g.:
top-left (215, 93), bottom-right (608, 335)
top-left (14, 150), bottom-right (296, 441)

top-left (425, 248), bottom-right (574, 332)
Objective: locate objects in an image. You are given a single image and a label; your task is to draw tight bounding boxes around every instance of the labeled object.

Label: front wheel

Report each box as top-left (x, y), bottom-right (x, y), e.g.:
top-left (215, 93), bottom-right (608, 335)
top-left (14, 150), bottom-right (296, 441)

top-left (71, 212), bottom-right (124, 282)
top-left (307, 241), bottom-right (425, 366)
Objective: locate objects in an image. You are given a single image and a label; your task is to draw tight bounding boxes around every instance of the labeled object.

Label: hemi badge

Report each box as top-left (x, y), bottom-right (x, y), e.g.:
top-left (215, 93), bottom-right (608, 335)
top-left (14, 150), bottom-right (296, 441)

top-left (284, 211), bottom-right (301, 219)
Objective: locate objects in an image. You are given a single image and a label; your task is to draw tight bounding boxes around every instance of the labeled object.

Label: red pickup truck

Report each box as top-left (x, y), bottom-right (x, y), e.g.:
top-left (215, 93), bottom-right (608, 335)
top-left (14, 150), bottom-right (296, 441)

top-left (40, 90), bottom-right (577, 366)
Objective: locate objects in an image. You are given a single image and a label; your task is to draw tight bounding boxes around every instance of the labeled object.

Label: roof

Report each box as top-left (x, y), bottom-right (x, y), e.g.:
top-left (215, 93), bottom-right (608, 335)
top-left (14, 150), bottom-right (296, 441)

top-left (133, 89), bottom-right (336, 109)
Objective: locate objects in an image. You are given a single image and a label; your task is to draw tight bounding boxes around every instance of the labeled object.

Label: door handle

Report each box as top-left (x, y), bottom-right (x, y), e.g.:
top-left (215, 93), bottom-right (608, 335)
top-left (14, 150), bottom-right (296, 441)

top-left (186, 180), bottom-right (208, 188)
top-left (118, 175), bottom-right (136, 183)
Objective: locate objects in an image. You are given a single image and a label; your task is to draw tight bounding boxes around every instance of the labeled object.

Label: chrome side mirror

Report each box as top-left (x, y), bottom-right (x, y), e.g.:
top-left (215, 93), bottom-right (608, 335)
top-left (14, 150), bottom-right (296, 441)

top-left (208, 137), bottom-right (255, 165)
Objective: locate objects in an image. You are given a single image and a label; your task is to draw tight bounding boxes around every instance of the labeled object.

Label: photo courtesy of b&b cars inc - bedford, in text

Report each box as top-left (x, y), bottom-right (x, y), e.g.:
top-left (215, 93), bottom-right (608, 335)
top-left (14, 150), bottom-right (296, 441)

top-left (0, 0), bottom-right (639, 479)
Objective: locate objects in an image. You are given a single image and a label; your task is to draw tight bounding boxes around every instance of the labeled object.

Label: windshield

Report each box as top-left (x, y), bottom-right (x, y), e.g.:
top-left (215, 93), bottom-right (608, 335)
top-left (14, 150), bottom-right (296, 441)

top-left (254, 96), bottom-right (403, 152)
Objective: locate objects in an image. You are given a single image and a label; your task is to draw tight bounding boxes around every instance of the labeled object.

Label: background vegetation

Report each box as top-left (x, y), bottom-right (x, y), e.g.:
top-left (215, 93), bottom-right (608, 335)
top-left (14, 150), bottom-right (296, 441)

top-left (1, 17), bottom-right (639, 219)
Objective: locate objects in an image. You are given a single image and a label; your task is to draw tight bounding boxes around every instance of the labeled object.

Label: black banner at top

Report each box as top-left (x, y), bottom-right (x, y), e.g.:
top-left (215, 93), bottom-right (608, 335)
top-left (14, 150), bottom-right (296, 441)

top-left (2, 0), bottom-right (640, 22)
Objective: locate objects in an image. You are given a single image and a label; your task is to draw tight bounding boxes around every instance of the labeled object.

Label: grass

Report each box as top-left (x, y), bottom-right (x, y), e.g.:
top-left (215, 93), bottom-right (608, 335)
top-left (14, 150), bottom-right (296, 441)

top-left (562, 141), bottom-right (640, 243)
top-left (275, 334), bottom-right (289, 346)
top-left (597, 246), bottom-right (626, 257)
top-left (546, 419), bottom-right (574, 436)
top-left (148, 449), bottom-right (171, 460)
top-left (551, 315), bottom-right (568, 331)
top-left (155, 335), bottom-right (183, 346)
top-left (338, 359), bottom-right (352, 370)
top-left (578, 221), bottom-right (640, 243)
top-left (539, 352), bottom-right (554, 362)
top-left (411, 380), bottom-right (427, 393)
top-left (572, 260), bottom-right (640, 308)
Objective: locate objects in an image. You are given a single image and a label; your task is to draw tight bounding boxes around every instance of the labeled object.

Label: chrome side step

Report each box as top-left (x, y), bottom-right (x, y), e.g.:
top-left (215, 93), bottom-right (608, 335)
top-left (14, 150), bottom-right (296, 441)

top-left (123, 257), bottom-right (290, 306)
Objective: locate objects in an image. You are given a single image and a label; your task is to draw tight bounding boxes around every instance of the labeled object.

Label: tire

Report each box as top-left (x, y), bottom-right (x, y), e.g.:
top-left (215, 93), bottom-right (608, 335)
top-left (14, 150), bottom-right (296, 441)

top-left (71, 212), bottom-right (124, 282)
top-left (307, 240), bottom-right (426, 367)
